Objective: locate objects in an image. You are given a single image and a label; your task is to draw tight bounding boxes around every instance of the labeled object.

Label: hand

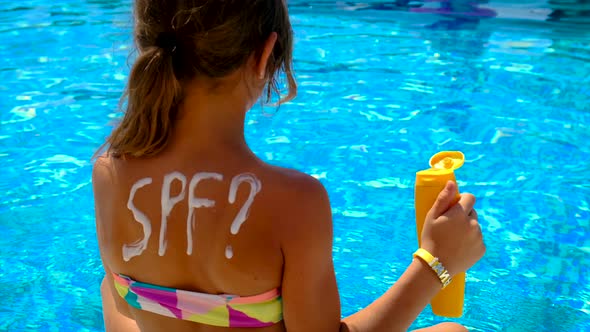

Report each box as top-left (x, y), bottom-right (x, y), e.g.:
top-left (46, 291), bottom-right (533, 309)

top-left (420, 181), bottom-right (486, 276)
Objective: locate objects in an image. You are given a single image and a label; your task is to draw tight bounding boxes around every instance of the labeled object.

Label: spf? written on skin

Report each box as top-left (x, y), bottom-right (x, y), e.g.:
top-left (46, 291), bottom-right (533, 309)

top-left (123, 171), bottom-right (262, 262)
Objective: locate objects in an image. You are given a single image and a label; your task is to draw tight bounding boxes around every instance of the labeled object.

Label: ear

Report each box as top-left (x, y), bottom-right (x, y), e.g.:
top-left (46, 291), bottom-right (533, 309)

top-left (256, 32), bottom-right (278, 80)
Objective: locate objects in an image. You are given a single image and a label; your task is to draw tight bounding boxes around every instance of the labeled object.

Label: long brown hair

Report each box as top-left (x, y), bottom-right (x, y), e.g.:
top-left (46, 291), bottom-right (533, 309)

top-left (100, 0), bottom-right (296, 158)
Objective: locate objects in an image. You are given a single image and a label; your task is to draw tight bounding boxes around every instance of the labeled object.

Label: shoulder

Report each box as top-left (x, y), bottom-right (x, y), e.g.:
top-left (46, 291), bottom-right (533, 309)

top-left (92, 153), bottom-right (116, 191)
top-left (92, 153), bottom-right (127, 212)
top-left (265, 165), bottom-right (330, 205)
top-left (262, 165), bottom-right (333, 238)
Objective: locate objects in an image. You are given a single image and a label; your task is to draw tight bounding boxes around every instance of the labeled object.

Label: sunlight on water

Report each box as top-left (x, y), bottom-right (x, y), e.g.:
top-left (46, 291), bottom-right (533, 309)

top-left (0, 1), bottom-right (589, 331)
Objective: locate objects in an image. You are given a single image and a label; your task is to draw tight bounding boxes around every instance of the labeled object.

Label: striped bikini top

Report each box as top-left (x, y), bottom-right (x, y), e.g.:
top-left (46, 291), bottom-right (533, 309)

top-left (112, 273), bottom-right (283, 328)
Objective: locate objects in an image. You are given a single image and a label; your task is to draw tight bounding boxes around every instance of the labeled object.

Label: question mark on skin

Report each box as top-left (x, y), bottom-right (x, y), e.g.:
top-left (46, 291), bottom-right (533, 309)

top-left (226, 173), bottom-right (262, 259)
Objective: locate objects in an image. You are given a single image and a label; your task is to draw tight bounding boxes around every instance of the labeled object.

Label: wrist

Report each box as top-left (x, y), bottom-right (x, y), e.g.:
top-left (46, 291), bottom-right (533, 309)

top-left (419, 244), bottom-right (459, 277)
top-left (412, 248), bottom-right (453, 289)
top-left (410, 258), bottom-right (445, 291)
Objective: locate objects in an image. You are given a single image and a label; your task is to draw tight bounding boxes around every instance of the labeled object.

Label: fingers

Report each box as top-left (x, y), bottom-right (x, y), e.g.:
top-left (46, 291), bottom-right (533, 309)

top-left (468, 210), bottom-right (480, 232)
top-left (468, 210), bottom-right (486, 256)
top-left (430, 181), bottom-right (458, 218)
top-left (443, 192), bottom-right (475, 222)
top-left (458, 193), bottom-right (476, 215)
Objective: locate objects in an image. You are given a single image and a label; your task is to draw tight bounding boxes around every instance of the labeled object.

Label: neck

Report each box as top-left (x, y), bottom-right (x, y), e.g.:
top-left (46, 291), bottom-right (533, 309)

top-left (170, 80), bottom-right (251, 153)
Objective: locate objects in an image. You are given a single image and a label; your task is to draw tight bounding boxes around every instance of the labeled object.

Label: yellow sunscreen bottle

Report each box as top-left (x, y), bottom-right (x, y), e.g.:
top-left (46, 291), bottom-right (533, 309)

top-left (414, 151), bottom-right (465, 318)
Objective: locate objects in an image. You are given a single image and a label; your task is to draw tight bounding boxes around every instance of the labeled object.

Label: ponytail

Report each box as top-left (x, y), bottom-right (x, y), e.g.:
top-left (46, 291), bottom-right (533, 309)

top-left (102, 47), bottom-right (181, 158)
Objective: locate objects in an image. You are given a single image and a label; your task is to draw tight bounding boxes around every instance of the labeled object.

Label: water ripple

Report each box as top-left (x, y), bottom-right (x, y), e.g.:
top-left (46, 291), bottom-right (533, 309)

top-left (1, 0), bottom-right (590, 331)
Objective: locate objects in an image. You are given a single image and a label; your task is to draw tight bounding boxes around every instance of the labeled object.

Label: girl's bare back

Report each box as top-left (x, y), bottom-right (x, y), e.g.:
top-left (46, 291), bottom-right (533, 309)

top-left (94, 145), bottom-right (320, 332)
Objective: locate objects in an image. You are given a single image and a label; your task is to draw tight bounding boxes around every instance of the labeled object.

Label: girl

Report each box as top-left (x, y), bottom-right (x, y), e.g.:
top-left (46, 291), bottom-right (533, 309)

top-left (93, 0), bottom-right (486, 331)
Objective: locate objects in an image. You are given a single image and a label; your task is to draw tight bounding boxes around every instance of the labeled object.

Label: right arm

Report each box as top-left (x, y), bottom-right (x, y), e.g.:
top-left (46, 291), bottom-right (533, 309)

top-left (280, 177), bottom-right (484, 332)
top-left (93, 157), bottom-right (140, 332)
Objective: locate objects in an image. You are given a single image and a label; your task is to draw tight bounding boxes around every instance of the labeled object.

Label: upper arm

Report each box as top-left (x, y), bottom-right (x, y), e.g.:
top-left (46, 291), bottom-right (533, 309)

top-left (92, 157), bottom-right (135, 319)
top-left (92, 155), bottom-right (114, 229)
top-left (92, 156), bottom-right (116, 258)
top-left (280, 175), bottom-right (342, 332)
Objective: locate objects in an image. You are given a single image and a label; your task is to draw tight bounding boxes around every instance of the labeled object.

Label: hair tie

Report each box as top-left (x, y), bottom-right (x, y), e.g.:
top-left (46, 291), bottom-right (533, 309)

top-left (156, 32), bottom-right (177, 54)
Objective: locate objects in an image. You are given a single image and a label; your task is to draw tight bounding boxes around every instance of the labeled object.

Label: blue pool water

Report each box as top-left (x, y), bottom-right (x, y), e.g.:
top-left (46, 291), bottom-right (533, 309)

top-left (1, 0), bottom-right (589, 331)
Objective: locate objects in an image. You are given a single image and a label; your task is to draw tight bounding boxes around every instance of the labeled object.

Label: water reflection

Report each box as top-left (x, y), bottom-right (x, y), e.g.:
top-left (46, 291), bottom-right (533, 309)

top-left (547, 0), bottom-right (590, 24)
top-left (409, 0), bottom-right (497, 19)
top-left (333, 0), bottom-right (590, 25)
top-left (334, 0), bottom-right (589, 133)
top-left (85, 0), bottom-right (127, 10)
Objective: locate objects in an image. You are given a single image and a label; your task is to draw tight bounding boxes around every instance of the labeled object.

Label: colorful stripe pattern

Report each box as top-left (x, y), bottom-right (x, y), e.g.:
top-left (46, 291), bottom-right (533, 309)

top-left (112, 273), bottom-right (283, 328)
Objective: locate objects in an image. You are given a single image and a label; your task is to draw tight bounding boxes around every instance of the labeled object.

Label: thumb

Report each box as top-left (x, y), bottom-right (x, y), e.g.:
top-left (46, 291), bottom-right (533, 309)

top-left (429, 181), bottom-right (458, 218)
